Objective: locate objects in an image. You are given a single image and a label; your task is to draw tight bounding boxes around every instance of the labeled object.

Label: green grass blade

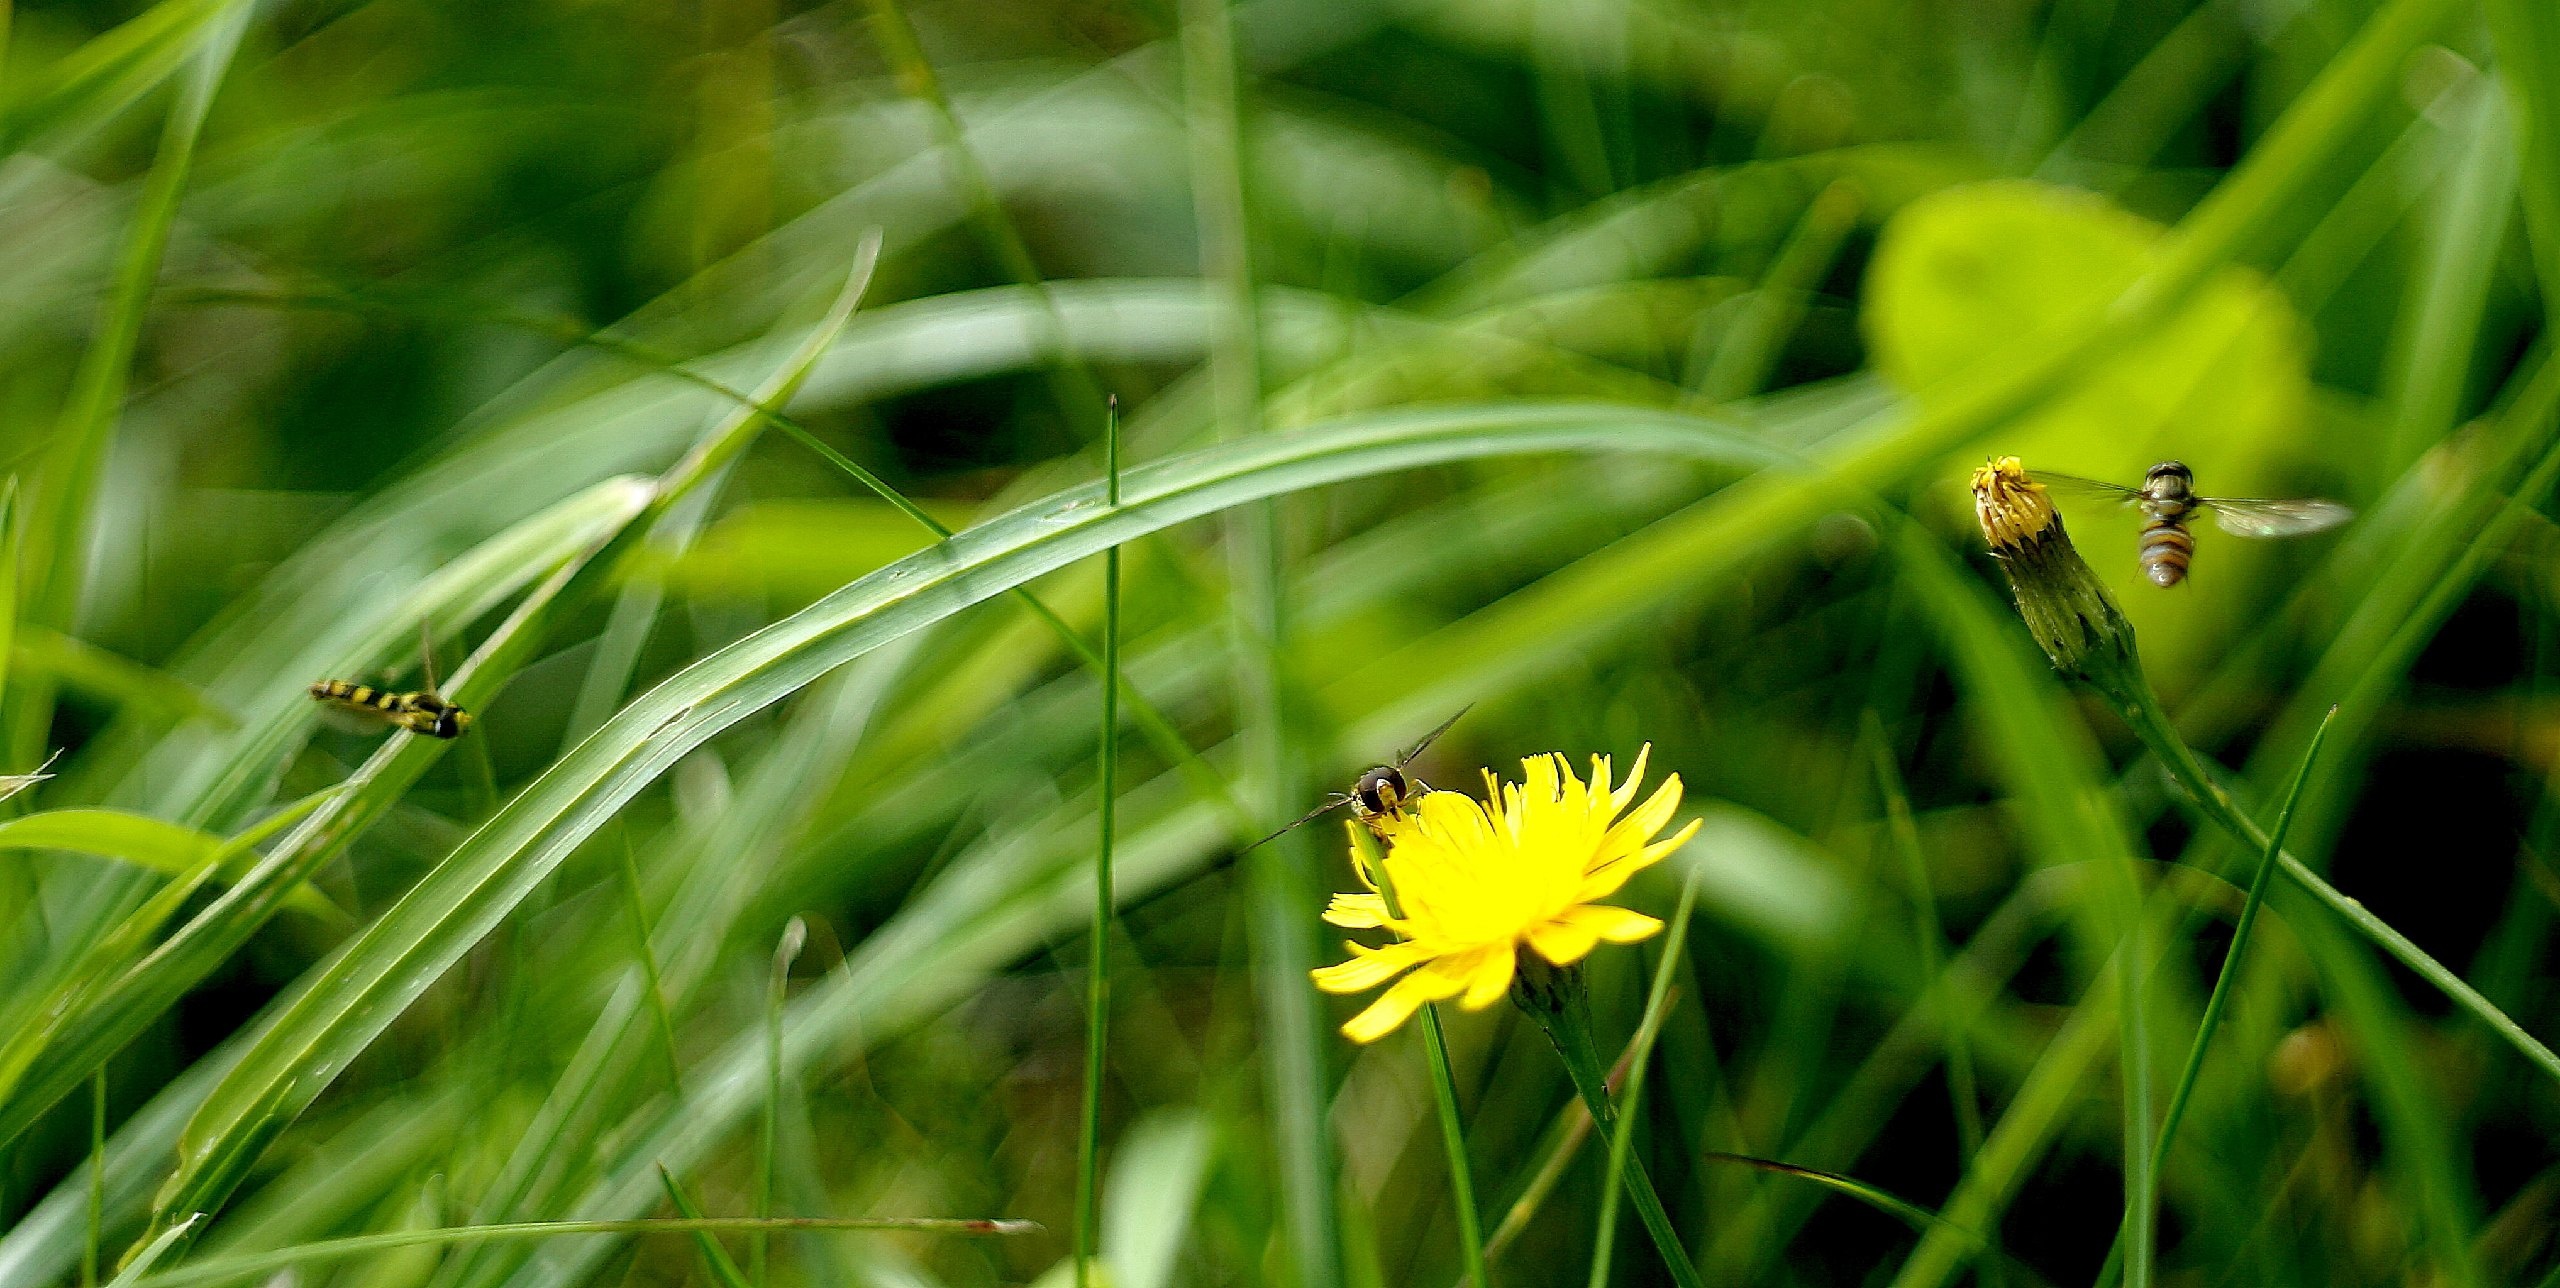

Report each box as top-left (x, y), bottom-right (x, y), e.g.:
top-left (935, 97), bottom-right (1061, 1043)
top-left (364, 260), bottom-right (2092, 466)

top-left (14, 0), bottom-right (247, 763)
top-left (145, 403), bottom-right (1776, 1241)
top-left (1587, 867), bottom-right (1703, 1288)
top-left (657, 1166), bottom-right (754, 1288)
top-left (1073, 397), bottom-right (1123, 1288)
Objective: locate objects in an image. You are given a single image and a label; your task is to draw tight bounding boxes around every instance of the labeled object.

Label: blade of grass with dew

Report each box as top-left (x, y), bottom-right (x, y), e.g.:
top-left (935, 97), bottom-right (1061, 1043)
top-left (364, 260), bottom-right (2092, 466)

top-left (1073, 396), bottom-right (1124, 1288)
top-left (1587, 866), bottom-right (1703, 1288)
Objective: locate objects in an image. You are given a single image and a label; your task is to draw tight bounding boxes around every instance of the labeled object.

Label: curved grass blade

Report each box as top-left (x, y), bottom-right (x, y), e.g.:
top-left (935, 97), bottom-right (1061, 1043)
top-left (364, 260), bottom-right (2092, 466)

top-left (135, 1218), bottom-right (1036, 1288)
top-left (150, 403), bottom-right (1784, 1239)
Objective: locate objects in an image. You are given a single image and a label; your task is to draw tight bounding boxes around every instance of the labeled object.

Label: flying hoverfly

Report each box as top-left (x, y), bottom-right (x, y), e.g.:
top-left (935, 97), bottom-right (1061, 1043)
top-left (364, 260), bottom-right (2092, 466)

top-left (309, 625), bottom-right (474, 739)
top-left (2034, 460), bottom-right (2351, 587)
top-left (1242, 706), bottom-right (1471, 852)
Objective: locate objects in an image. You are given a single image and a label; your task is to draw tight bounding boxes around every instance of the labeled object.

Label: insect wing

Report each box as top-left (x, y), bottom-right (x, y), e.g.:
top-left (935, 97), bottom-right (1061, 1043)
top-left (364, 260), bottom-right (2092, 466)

top-left (2200, 496), bottom-right (2352, 538)
top-left (1242, 795), bottom-right (1355, 853)
top-left (2028, 471), bottom-right (2149, 507)
top-left (1394, 704), bottom-right (1473, 772)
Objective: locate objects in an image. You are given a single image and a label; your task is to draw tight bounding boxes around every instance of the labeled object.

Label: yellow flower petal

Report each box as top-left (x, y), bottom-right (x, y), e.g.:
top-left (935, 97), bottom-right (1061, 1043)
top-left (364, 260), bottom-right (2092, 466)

top-left (1340, 958), bottom-right (1468, 1043)
top-left (1456, 945), bottom-right (1516, 1010)
top-left (1558, 903), bottom-right (1663, 943)
top-left (1311, 940), bottom-right (1425, 994)
top-left (1526, 916), bottom-right (1602, 965)
top-left (1323, 893), bottom-right (1390, 929)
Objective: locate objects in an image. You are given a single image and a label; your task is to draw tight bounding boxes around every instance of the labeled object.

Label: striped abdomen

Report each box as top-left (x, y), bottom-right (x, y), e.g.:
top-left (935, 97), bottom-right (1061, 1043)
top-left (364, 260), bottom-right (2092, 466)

top-left (310, 679), bottom-right (402, 714)
top-left (310, 680), bottom-right (473, 739)
top-left (2138, 508), bottom-right (2195, 587)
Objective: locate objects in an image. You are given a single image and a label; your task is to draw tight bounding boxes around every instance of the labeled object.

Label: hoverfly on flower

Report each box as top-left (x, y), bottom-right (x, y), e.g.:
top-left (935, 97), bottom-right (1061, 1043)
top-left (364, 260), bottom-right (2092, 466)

top-left (2033, 460), bottom-right (2351, 587)
top-left (1242, 706), bottom-right (1470, 852)
top-left (1312, 744), bottom-right (1699, 1042)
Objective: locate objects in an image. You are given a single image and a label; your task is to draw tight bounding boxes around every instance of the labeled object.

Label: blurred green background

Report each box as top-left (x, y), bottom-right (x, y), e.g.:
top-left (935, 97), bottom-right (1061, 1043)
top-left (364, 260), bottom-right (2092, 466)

top-left (0, 0), bottom-right (2557, 1285)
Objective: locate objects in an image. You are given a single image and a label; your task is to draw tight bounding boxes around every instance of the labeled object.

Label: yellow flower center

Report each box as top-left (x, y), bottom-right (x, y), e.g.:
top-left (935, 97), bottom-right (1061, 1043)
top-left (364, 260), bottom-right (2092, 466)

top-left (1971, 455), bottom-right (2057, 551)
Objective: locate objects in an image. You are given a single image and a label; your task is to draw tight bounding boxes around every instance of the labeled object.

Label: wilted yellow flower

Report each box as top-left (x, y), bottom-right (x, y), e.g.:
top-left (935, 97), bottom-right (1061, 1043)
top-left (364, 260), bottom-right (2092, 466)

top-left (1972, 455), bottom-right (2139, 696)
top-left (1312, 747), bottom-right (1699, 1043)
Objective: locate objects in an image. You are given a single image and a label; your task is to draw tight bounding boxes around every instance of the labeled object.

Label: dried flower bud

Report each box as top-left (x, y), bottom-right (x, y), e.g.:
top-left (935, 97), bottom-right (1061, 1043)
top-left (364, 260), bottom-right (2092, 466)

top-left (1971, 456), bottom-right (2141, 700)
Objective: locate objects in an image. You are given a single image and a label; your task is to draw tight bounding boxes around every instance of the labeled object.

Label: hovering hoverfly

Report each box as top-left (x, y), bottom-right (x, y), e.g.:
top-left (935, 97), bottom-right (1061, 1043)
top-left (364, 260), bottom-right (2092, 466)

top-left (1242, 706), bottom-right (1471, 852)
top-left (2034, 460), bottom-right (2351, 587)
top-left (309, 625), bottom-right (474, 739)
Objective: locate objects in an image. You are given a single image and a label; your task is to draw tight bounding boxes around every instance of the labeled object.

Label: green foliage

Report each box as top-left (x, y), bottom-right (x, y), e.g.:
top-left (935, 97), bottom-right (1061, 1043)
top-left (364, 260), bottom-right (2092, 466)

top-left (0, 0), bottom-right (2555, 1285)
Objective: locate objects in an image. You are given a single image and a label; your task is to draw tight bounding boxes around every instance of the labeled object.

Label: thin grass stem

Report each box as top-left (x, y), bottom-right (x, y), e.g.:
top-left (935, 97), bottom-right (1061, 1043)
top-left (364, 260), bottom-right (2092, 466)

top-left (617, 833), bottom-right (683, 1091)
top-left (1863, 714), bottom-right (1987, 1171)
top-left (1073, 397), bottom-right (1123, 1288)
top-left (2093, 708), bottom-right (2340, 1287)
top-left (1588, 868), bottom-right (1704, 1288)
top-left (132, 1216), bottom-right (1037, 1288)
top-left (84, 1065), bottom-right (103, 1288)
top-left (758, 919), bottom-right (804, 1288)
top-left (2112, 685), bottom-right (2560, 1086)
top-left (1178, 0), bottom-right (1341, 1282)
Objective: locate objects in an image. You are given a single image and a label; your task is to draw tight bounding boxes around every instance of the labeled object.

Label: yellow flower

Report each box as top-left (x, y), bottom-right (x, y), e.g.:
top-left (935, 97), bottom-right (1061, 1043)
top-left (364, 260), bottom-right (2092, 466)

top-left (1311, 746), bottom-right (1700, 1043)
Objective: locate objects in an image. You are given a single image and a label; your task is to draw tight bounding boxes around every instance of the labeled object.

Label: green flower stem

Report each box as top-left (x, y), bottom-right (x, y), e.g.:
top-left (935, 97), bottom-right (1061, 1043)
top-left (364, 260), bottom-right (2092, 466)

top-left (2092, 708), bottom-right (2337, 1288)
top-left (2110, 681), bottom-right (2560, 1086)
top-left (1353, 828), bottom-right (1488, 1288)
top-left (1517, 960), bottom-right (1707, 1288)
top-left (1417, 1007), bottom-right (1490, 1288)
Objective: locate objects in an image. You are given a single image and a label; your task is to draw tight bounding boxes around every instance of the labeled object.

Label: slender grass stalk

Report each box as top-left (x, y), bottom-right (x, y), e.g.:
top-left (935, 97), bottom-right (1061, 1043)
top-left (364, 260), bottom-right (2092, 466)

top-left (84, 1066), bottom-right (104, 1288)
top-left (1587, 868), bottom-right (1703, 1288)
top-left (1862, 715), bottom-right (1986, 1172)
top-left (132, 1216), bottom-right (1035, 1288)
top-left (1349, 826), bottom-right (1488, 1288)
top-left (1179, 0), bottom-right (1340, 1283)
top-left (1415, 1007), bottom-right (1487, 1287)
top-left (2092, 707), bottom-right (2339, 1287)
top-left (617, 834), bottom-right (683, 1091)
top-left (758, 918), bottom-right (805, 1288)
top-left (657, 1166), bottom-right (756, 1288)
top-left (861, 0), bottom-right (1107, 442)
top-left (13, 3), bottom-right (245, 767)
top-left (1073, 397), bottom-right (1124, 1288)
top-left (2149, 712), bottom-right (2332, 1197)
top-left (2110, 686), bottom-right (2560, 1086)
